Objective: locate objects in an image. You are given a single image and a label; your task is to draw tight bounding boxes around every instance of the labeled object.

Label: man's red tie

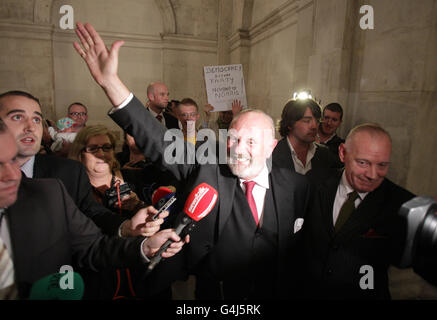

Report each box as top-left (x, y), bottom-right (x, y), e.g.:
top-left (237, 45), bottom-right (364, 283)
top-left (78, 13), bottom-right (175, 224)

top-left (156, 114), bottom-right (163, 122)
top-left (243, 181), bottom-right (259, 225)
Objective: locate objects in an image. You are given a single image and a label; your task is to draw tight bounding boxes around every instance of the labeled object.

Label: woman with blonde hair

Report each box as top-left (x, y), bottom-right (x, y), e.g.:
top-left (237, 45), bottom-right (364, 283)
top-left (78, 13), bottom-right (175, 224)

top-left (70, 125), bottom-right (154, 300)
top-left (69, 124), bottom-right (145, 215)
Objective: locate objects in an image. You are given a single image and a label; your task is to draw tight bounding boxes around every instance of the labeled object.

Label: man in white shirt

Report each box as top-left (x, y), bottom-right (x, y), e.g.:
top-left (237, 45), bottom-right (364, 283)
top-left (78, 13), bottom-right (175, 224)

top-left (146, 82), bottom-right (179, 129)
top-left (302, 123), bottom-right (417, 299)
top-left (272, 98), bottom-right (341, 176)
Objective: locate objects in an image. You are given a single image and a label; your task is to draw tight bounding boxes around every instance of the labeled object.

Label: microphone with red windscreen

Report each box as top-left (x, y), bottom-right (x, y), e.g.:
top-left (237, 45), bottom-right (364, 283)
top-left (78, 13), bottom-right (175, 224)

top-left (151, 186), bottom-right (177, 220)
top-left (145, 183), bottom-right (218, 274)
top-left (152, 186), bottom-right (176, 206)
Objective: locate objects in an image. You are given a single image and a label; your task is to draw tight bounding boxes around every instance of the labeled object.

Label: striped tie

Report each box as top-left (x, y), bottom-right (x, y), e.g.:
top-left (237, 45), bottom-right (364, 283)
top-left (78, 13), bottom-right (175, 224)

top-left (0, 211), bottom-right (18, 300)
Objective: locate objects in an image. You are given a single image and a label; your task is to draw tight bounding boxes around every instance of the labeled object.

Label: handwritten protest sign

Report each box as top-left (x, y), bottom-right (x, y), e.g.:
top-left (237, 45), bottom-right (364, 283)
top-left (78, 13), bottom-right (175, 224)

top-left (203, 64), bottom-right (247, 112)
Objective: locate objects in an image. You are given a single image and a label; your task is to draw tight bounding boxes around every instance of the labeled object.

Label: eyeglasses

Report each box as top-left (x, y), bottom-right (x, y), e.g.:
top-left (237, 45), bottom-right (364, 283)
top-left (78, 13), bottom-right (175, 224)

top-left (69, 112), bottom-right (87, 117)
top-left (180, 112), bottom-right (198, 118)
top-left (83, 144), bottom-right (113, 153)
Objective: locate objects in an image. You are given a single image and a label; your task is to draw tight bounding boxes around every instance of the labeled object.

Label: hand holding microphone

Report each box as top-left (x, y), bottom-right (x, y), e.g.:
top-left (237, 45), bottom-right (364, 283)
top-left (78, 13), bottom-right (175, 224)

top-left (145, 183), bottom-right (218, 275)
top-left (121, 206), bottom-right (169, 238)
top-left (121, 185), bottom-right (177, 237)
top-left (142, 229), bottom-right (190, 260)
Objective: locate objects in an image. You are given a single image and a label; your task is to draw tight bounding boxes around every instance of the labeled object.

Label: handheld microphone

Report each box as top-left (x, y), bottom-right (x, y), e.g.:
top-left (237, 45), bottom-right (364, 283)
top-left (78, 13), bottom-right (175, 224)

top-left (28, 272), bottom-right (84, 300)
top-left (151, 186), bottom-right (177, 220)
top-left (152, 186), bottom-right (176, 205)
top-left (146, 183), bottom-right (218, 274)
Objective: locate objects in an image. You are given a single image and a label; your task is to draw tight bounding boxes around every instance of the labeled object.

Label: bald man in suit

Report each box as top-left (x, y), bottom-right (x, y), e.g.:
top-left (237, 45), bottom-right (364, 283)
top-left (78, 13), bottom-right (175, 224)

top-left (73, 22), bottom-right (311, 299)
top-left (302, 123), bottom-right (416, 299)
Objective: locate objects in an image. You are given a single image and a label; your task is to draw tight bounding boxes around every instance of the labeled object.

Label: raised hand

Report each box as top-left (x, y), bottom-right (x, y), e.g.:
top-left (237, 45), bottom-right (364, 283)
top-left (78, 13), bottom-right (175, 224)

top-left (73, 22), bottom-right (130, 106)
top-left (231, 99), bottom-right (243, 116)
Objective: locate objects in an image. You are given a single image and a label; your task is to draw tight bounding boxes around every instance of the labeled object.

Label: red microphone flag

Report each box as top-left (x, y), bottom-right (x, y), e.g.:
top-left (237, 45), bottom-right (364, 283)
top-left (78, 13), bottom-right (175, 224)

top-left (183, 183), bottom-right (218, 221)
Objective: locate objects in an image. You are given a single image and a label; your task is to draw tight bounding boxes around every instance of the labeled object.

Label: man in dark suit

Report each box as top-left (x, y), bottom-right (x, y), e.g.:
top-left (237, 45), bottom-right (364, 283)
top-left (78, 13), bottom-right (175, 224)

top-left (73, 22), bottom-right (311, 299)
top-left (146, 82), bottom-right (179, 129)
top-left (0, 90), bottom-right (163, 237)
top-left (0, 121), bottom-right (186, 299)
top-left (273, 98), bottom-right (341, 179)
top-left (302, 123), bottom-right (416, 299)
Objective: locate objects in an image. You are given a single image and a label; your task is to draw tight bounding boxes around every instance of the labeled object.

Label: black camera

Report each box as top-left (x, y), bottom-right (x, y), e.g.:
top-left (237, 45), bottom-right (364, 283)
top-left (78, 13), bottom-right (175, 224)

top-left (399, 196), bottom-right (437, 285)
top-left (105, 183), bottom-right (132, 207)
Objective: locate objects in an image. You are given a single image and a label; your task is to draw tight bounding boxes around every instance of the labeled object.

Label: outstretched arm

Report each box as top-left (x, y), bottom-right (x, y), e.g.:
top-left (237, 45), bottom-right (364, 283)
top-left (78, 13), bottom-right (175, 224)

top-left (73, 22), bottom-right (130, 106)
top-left (74, 22), bottom-right (195, 181)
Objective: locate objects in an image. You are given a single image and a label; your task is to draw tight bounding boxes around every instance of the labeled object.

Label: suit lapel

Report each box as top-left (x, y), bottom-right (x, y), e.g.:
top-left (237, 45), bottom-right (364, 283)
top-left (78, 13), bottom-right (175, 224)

top-left (269, 167), bottom-right (290, 240)
top-left (217, 164), bottom-right (237, 237)
top-left (273, 138), bottom-right (295, 171)
top-left (320, 171), bottom-right (342, 237)
top-left (33, 154), bottom-right (46, 178)
top-left (311, 145), bottom-right (323, 168)
top-left (6, 179), bottom-right (40, 289)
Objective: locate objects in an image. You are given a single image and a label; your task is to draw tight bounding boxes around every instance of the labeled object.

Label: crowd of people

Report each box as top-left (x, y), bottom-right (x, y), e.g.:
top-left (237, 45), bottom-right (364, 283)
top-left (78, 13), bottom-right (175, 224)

top-left (0, 21), bottom-right (434, 301)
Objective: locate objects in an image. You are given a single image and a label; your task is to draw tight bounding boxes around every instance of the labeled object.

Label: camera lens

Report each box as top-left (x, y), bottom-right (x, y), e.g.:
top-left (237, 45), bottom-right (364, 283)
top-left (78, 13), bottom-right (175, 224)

top-left (416, 205), bottom-right (437, 258)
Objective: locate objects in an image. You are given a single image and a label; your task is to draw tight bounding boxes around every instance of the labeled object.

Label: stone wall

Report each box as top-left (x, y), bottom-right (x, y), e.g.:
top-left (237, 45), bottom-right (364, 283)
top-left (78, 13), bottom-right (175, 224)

top-left (228, 0), bottom-right (437, 196)
top-left (0, 0), bottom-right (219, 134)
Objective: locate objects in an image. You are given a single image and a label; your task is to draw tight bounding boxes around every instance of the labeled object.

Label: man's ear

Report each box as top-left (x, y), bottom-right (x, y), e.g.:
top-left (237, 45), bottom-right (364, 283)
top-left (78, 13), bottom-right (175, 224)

top-left (338, 143), bottom-right (346, 163)
top-left (271, 138), bottom-right (278, 151)
top-left (147, 92), bottom-right (154, 102)
top-left (265, 138), bottom-right (278, 159)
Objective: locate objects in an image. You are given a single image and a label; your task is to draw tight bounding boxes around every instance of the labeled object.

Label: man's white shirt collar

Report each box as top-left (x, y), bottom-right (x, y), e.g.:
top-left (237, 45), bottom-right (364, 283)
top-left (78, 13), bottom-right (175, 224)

top-left (239, 164), bottom-right (270, 189)
top-left (339, 171), bottom-right (368, 201)
top-left (21, 155), bottom-right (35, 178)
top-left (322, 133), bottom-right (336, 144)
top-left (286, 137), bottom-right (316, 174)
top-left (147, 106), bottom-right (161, 118)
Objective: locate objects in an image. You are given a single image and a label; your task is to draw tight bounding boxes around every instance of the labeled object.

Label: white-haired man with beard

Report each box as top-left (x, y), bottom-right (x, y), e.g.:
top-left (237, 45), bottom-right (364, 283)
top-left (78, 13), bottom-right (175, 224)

top-left (73, 22), bottom-right (311, 299)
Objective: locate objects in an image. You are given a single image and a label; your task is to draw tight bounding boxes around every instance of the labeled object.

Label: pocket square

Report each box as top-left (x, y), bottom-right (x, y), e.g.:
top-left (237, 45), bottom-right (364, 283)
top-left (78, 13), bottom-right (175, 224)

top-left (294, 218), bottom-right (304, 234)
top-left (361, 228), bottom-right (386, 239)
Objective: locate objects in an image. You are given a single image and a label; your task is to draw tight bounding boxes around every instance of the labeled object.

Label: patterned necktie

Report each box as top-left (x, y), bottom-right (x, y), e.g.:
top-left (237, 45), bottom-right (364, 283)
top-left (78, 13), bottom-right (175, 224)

top-left (335, 191), bottom-right (359, 232)
top-left (0, 211), bottom-right (18, 299)
top-left (156, 114), bottom-right (163, 122)
top-left (243, 181), bottom-right (259, 225)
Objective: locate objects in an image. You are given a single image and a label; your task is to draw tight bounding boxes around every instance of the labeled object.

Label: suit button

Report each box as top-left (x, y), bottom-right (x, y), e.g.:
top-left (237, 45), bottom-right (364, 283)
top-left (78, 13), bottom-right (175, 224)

top-left (327, 269), bottom-right (333, 275)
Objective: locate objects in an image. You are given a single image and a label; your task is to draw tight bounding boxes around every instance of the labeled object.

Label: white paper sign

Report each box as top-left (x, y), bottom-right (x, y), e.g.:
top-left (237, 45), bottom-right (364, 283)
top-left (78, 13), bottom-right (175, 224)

top-left (203, 64), bottom-right (247, 112)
